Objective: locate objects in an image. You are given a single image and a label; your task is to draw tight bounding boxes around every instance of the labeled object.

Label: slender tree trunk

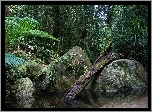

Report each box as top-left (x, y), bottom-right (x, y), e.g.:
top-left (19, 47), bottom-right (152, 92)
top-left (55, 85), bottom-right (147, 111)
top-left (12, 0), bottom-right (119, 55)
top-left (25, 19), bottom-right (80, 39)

top-left (5, 5), bottom-right (10, 17)
top-left (52, 5), bottom-right (60, 38)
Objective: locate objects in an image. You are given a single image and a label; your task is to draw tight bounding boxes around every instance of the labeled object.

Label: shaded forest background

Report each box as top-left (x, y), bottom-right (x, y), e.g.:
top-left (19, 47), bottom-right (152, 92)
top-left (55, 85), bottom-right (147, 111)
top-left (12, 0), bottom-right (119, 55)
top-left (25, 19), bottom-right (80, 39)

top-left (5, 5), bottom-right (148, 72)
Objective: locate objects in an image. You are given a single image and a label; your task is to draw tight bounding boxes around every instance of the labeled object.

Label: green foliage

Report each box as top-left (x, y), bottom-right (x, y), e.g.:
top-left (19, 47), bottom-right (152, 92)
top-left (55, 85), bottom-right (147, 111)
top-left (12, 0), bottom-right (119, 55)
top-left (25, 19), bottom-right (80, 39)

top-left (5, 17), bottom-right (39, 44)
top-left (23, 30), bottom-right (60, 42)
top-left (19, 35), bottom-right (59, 64)
top-left (12, 65), bottom-right (27, 78)
top-left (25, 60), bottom-right (46, 80)
top-left (5, 16), bottom-right (59, 52)
top-left (34, 64), bottom-right (57, 91)
top-left (111, 5), bottom-right (148, 72)
top-left (6, 5), bottom-right (148, 72)
top-left (5, 15), bottom-right (60, 65)
top-left (5, 53), bottom-right (27, 82)
top-left (5, 53), bottom-right (27, 68)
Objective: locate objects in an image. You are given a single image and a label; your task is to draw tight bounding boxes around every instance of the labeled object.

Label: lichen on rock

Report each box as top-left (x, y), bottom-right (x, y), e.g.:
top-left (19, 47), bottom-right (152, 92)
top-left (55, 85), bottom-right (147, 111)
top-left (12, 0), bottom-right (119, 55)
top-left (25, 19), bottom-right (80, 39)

top-left (95, 59), bottom-right (148, 91)
top-left (11, 77), bottom-right (34, 98)
top-left (34, 46), bottom-right (92, 92)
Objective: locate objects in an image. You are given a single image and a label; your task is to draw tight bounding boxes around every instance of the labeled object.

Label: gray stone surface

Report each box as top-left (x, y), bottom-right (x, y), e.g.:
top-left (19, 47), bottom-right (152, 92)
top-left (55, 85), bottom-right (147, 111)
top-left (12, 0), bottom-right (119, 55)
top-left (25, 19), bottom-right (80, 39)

top-left (11, 77), bottom-right (34, 98)
top-left (34, 46), bottom-right (92, 91)
top-left (95, 59), bottom-right (148, 91)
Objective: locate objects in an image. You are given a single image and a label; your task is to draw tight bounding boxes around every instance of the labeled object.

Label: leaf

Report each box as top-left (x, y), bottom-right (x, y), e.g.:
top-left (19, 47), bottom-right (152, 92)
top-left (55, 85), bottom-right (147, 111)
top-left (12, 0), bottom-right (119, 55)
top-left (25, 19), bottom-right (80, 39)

top-left (5, 53), bottom-right (27, 68)
top-left (22, 30), bottom-right (60, 42)
top-left (5, 17), bottom-right (39, 44)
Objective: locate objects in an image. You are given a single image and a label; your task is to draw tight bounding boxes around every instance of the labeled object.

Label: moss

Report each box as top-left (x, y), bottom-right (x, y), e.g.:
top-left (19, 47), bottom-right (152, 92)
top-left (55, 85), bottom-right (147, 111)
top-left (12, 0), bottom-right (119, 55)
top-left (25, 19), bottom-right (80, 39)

top-left (33, 46), bottom-right (92, 92)
top-left (11, 77), bottom-right (34, 98)
top-left (26, 61), bottom-right (45, 80)
top-left (96, 59), bottom-right (148, 91)
top-left (37, 64), bottom-right (57, 90)
top-left (13, 64), bottom-right (27, 78)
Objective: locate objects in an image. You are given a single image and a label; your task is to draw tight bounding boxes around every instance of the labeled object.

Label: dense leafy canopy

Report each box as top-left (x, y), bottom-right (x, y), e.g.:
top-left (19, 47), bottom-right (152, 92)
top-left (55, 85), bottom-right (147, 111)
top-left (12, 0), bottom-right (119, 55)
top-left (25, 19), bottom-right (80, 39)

top-left (5, 5), bottom-right (148, 72)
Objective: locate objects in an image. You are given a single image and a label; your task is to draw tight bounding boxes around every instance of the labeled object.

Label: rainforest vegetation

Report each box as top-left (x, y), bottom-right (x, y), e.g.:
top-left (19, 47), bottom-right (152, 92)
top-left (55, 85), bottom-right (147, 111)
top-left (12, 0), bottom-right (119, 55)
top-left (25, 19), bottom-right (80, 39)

top-left (5, 5), bottom-right (148, 72)
top-left (4, 4), bottom-right (149, 108)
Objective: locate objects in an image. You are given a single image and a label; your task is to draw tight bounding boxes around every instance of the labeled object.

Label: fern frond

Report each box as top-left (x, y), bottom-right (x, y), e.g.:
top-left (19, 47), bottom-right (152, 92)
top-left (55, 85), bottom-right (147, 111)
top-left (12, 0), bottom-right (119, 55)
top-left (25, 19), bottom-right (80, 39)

top-left (23, 30), bottom-right (60, 42)
top-left (5, 53), bottom-right (27, 68)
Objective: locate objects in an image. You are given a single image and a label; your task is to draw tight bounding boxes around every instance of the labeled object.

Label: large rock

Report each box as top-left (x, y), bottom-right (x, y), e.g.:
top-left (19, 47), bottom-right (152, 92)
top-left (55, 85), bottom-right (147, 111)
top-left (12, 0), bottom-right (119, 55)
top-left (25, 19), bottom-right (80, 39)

top-left (55, 46), bottom-right (92, 90)
top-left (5, 57), bottom-right (45, 82)
top-left (25, 60), bottom-right (46, 80)
top-left (11, 77), bottom-right (34, 98)
top-left (6, 77), bottom-right (34, 108)
top-left (34, 46), bottom-right (92, 92)
top-left (95, 59), bottom-right (148, 91)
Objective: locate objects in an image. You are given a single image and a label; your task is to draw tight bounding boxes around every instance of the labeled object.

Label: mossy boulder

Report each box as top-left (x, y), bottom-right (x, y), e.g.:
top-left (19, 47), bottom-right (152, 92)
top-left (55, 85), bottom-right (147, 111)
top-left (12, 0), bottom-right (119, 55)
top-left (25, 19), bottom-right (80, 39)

top-left (55, 46), bottom-right (92, 90)
top-left (26, 60), bottom-right (46, 80)
top-left (5, 58), bottom-right (45, 100)
top-left (95, 59), bottom-right (148, 91)
top-left (6, 78), bottom-right (34, 108)
top-left (11, 77), bottom-right (34, 98)
top-left (34, 46), bottom-right (92, 92)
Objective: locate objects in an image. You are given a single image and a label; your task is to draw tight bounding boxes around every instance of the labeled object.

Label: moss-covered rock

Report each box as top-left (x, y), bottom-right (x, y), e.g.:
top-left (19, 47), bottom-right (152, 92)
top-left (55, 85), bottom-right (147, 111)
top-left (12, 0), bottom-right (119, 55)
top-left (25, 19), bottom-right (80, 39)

top-left (26, 60), bottom-right (46, 80)
top-left (34, 46), bottom-right (92, 92)
top-left (95, 59), bottom-right (148, 91)
top-left (5, 59), bottom-right (45, 100)
top-left (12, 60), bottom-right (45, 79)
top-left (55, 46), bottom-right (92, 91)
top-left (11, 77), bottom-right (34, 98)
top-left (6, 77), bottom-right (34, 108)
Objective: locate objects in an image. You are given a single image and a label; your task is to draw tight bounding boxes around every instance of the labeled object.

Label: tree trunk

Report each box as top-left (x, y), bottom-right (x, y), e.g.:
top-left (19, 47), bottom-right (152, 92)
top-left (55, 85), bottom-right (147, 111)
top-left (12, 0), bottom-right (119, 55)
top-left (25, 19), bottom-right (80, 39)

top-left (61, 40), bottom-right (120, 107)
top-left (52, 5), bottom-right (60, 38)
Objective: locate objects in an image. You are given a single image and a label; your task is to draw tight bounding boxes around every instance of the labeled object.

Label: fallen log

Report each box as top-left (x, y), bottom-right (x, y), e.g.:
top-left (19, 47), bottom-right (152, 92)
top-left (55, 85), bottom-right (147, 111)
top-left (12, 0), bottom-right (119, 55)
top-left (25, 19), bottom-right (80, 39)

top-left (61, 40), bottom-right (121, 107)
